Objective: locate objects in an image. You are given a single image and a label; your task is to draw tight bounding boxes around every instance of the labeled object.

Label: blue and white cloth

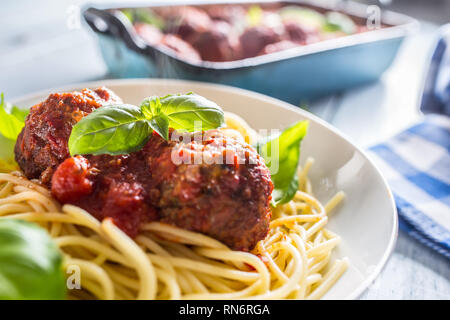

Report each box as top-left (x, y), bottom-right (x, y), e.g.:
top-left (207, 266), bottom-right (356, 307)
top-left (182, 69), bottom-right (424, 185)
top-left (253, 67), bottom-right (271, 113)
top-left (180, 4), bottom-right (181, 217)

top-left (368, 25), bottom-right (450, 259)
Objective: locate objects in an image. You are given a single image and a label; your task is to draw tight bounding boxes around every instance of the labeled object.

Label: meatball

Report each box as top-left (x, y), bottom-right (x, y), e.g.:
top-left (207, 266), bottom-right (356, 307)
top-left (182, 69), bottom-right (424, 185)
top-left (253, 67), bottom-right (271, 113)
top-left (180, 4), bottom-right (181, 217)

top-left (161, 34), bottom-right (201, 63)
top-left (52, 130), bottom-right (273, 251)
top-left (134, 23), bottom-right (163, 45)
top-left (161, 6), bottom-right (212, 42)
top-left (149, 130), bottom-right (273, 251)
top-left (133, 23), bottom-right (201, 62)
top-left (189, 22), bottom-right (241, 62)
top-left (239, 25), bottom-right (284, 58)
top-left (14, 87), bottom-right (121, 184)
top-left (284, 21), bottom-right (319, 44)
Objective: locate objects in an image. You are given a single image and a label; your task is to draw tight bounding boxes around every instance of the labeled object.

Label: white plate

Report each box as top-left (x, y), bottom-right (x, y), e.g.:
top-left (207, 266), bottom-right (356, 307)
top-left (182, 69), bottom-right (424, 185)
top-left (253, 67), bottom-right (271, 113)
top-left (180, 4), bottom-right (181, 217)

top-left (8, 79), bottom-right (397, 300)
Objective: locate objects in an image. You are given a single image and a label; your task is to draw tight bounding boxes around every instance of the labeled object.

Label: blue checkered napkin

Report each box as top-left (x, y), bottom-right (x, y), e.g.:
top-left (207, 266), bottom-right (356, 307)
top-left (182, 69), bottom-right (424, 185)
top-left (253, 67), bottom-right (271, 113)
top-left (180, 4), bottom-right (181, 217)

top-left (368, 24), bottom-right (450, 258)
top-left (368, 114), bottom-right (450, 259)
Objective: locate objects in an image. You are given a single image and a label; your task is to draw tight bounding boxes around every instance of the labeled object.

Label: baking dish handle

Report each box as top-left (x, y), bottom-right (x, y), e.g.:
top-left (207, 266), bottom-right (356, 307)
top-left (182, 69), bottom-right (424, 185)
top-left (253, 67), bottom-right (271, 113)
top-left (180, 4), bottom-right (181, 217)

top-left (83, 7), bottom-right (150, 56)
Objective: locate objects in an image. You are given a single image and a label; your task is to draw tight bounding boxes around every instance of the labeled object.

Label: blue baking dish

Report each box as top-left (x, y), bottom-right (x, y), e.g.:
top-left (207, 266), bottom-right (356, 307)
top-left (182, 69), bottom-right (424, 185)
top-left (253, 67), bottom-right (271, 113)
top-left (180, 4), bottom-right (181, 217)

top-left (83, 0), bottom-right (418, 105)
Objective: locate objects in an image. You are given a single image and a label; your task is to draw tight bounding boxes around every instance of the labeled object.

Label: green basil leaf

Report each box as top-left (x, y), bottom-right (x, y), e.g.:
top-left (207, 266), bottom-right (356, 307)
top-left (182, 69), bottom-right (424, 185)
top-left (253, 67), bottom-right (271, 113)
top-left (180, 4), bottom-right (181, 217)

top-left (0, 93), bottom-right (26, 172)
top-left (136, 8), bottom-right (165, 29)
top-left (160, 93), bottom-right (225, 132)
top-left (279, 6), bottom-right (326, 29)
top-left (0, 219), bottom-right (66, 300)
top-left (68, 93), bottom-right (225, 155)
top-left (125, 8), bottom-right (165, 29)
top-left (141, 96), bottom-right (162, 119)
top-left (68, 104), bottom-right (152, 156)
top-left (0, 93), bottom-right (25, 141)
top-left (10, 105), bottom-right (29, 122)
top-left (149, 113), bottom-right (169, 140)
top-left (0, 134), bottom-right (19, 173)
top-left (257, 120), bottom-right (309, 206)
top-left (323, 12), bottom-right (356, 34)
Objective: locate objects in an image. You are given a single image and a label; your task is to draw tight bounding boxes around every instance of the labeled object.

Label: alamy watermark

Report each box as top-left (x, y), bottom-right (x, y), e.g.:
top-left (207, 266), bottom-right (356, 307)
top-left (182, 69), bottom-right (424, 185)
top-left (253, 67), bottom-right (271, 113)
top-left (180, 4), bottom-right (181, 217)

top-left (66, 264), bottom-right (81, 290)
top-left (366, 5), bottom-right (381, 30)
top-left (168, 122), bottom-right (281, 174)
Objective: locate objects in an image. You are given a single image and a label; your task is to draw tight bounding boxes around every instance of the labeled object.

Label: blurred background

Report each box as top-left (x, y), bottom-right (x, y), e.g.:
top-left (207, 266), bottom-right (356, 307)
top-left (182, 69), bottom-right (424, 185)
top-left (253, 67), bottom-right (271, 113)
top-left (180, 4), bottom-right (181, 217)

top-left (0, 0), bottom-right (448, 145)
top-left (0, 0), bottom-right (449, 299)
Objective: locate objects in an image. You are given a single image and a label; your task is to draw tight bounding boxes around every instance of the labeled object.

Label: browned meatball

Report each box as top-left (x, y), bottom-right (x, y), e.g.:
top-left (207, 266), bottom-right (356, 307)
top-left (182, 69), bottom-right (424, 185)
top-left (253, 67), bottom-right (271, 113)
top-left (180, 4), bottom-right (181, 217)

top-left (284, 21), bottom-right (319, 44)
top-left (52, 129), bottom-right (273, 251)
top-left (239, 25), bottom-right (284, 58)
top-left (161, 6), bottom-right (212, 42)
top-left (146, 130), bottom-right (273, 251)
top-left (14, 87), bottom-right (121, 184)
top-left (189, 22), bottom-right (241, 62)
top-left (161, 34), bottom-right (201, 63)
top-left (133, 22), bottom-right (201, 62)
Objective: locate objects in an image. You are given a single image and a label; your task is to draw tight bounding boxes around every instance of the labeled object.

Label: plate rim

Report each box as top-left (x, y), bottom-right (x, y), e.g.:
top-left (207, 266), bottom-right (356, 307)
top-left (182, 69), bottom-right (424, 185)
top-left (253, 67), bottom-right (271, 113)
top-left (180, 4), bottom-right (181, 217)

top-left (11, 78), bottom-right (398, 300)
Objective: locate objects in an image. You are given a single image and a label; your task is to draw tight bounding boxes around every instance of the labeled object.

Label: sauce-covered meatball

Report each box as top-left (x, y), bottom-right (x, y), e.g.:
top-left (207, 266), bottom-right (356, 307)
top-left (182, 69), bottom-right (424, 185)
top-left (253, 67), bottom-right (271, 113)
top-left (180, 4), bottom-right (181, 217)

top-left (51, 129), bottom-right (273, 251)
top-left (17, 88), bottom-right (273, 251)
top-left (14, 88), bottom-right (121, 184)
top-left (52, 152), bottom-right (159, 238)
top-left (148, 130), bottom-right (273, 251)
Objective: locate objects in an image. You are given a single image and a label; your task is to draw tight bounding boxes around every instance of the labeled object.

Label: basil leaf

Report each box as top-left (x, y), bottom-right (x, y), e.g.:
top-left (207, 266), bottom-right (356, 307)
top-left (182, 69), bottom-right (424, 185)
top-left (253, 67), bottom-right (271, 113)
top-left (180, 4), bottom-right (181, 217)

top-left (323, 12), bottom-right (356, 34)
top-left (0, 93), bottom-right (25, 141)
top-left (257, 120), bottom-right (309, 206)
top-left (69, 104), bottom-right (152, 156)
top-left (0, 134), bottom-right (19, 173)
top-left (10, 105), bottom-right (29, 122)
top-left (160, 93), bottom-right (225, 132)
top-left (68, 93), bottom-right (225, 156)
top-left (149, 113), bottom-right (169, 140)
top-left (279, 6), bottom-right (326, 29)
top-left (0, 93), bottom-right (27, 172)
top-left (0, 219), bottom-right (66, 300)
top-left (141, 96), bottom-right (162, 119)
top-left (135, 8), bottom-right (165, 29)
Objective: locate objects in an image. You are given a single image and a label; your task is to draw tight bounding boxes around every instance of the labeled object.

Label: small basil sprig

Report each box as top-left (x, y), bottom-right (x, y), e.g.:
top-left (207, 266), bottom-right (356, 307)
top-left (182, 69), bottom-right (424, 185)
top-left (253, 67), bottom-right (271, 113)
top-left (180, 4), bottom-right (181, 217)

top-left (323, 12), bottom-right (357, 34)
top-left (0, 93), bottom-right (28, 141)
top-left (0, 93), bottom-right (29, 172)
top-left (0, 219), bottom-right (66, 300)
top-left (69, 93), bottom-right (225, 156)
top-left (257, 120), bottom-right (309, 207)
top-left (68, 104), bottom-right (152, 156)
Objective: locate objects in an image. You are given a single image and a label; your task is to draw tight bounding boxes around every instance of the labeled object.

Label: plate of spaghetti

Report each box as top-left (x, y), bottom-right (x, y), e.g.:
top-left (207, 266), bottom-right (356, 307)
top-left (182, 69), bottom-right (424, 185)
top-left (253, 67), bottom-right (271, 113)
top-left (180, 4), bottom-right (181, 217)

top-left (0, 79), bottom-right (397, 300)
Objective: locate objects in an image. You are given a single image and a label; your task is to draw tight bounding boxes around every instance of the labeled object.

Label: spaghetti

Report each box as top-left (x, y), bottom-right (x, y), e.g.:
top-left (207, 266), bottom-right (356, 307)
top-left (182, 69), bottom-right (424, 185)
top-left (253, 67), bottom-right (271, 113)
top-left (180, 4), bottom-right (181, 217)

top-left (0, 114), bottom-right (348, 300)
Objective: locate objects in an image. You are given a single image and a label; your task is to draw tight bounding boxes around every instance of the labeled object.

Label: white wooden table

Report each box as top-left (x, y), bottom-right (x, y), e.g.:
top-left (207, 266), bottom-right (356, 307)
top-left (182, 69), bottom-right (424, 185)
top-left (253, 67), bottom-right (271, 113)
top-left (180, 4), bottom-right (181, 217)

top-left (0, 0), bottom-right (449, 299)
